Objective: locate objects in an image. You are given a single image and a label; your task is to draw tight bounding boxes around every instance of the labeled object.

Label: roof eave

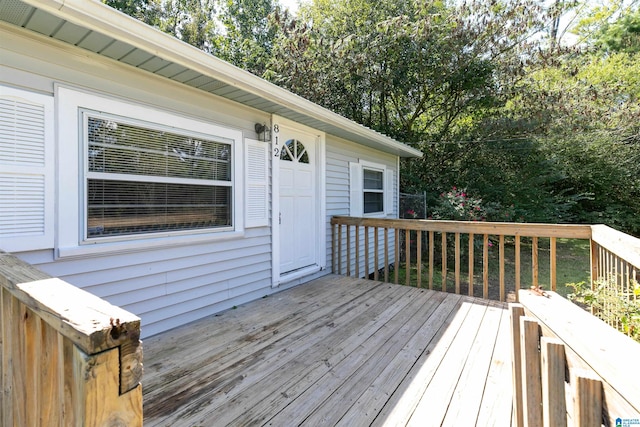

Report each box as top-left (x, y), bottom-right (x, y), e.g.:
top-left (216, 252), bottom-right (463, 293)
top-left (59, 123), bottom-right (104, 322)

top-left (20, 0), bottom-right (423, 158)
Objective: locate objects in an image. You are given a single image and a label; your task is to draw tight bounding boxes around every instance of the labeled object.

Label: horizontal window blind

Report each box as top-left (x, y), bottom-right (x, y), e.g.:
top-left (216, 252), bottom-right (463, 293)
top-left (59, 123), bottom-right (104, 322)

top-left (85, 113), bottom-right (233, 238)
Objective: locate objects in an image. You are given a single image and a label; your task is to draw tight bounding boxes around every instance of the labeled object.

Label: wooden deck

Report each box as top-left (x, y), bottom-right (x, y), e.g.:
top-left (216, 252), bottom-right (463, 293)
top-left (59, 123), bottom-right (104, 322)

top-left (142, 275), bottom-right (513, 426)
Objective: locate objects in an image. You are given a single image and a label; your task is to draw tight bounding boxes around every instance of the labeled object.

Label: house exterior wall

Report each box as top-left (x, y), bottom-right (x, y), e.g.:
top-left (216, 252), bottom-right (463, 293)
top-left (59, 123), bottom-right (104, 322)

top-left (325, 135), bottom-right (398, 275)
top-left (0, 24), bottom-right (401, 338)
top-left (1, 26), bottom-right (275, 338)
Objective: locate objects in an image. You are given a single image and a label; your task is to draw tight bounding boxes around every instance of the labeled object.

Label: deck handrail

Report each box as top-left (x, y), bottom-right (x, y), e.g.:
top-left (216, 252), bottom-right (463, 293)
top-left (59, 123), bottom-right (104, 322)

top-left (331, 216), bottom-right (593, 301)
top-left (0, 250), bottom-right (143, 426)
top-left (511, 289), bottom-right (640, 426)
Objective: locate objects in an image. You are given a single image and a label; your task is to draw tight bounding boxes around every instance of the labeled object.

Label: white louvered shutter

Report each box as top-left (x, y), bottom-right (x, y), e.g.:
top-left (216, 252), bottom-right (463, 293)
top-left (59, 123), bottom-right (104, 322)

top-left (385, 169), bottom-right (395, 215)
top-left (245, 138), bottom-right (269, 228)
top-left (0, 86), bottom-right (54, 252)
top-left (349, 162), bottom-right (363, 216)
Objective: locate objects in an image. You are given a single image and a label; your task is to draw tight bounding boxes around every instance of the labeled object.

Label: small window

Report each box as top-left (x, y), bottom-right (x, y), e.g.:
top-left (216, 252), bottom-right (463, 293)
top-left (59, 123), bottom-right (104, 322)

top-left (280, 139), bottom-right (309, 163)
top-left (84, 112), bottom-right (233, 239)
top-left (363, 168), bottom-right (384, 214)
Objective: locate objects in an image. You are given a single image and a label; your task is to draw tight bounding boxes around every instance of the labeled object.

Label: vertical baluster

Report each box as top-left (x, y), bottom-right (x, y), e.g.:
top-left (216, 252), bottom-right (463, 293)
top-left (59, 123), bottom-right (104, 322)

top-left (364, 226), bottom-right (369, 279)
top-left (355, 225), bottom-right (359, 278)
top-left (338, 224), bottom-right (342, 275)
top-left (455, 233), bottom-right (461, 295)
top-left (483, 234), bottom-right (489, 299)
top-left (550, 237), bottom-right (557, 292)
top-left (469, 233), bottom-right (474, 297)
top-left (406, 229), bottom-right (411, 286)
top-left (442, 232), bottom-right (447, 292)
top-left (532, 237), bottom-right (539, 288)
top-left (429, 231), bottom-right (434, 290)
top-left (394, 228), bottom-right (399, 284)
top-left (499, 235), bottom-right (505, 302)
top-left (417, 230), bottom-right (422, 288)
top-left (374, 227), bottom-right (379, 281)
top-left (515, 236), bottom-right (521, 302)
top-left (384, 228), bottom-right (389, 282)
top-left (346, 225), bottom-right (351, 277)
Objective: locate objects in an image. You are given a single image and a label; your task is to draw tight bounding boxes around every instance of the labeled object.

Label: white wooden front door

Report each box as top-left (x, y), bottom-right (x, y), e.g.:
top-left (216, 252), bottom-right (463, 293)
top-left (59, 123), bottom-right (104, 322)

top-left (278, 128), bottom-right (317, 274)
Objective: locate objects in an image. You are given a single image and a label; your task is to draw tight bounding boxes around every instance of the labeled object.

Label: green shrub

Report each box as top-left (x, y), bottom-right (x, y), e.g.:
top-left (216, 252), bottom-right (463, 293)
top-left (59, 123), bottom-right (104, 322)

top-left (568, 278), bottom-right (640, 342)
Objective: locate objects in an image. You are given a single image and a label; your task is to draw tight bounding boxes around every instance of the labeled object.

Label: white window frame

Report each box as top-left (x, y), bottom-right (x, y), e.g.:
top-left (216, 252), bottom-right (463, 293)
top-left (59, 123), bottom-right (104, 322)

top-left (56, 86), bottom-right (244, 258)
top-left (350, 160), bottom-right (394, 217)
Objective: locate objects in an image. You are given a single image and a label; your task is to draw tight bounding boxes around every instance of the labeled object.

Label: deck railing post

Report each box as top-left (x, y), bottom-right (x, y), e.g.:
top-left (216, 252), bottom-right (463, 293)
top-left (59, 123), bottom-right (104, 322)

top-left (520, 316), bottom-right (542, 427)
top-left (510, 303), bottom-right (525, 427)
top-left (540, 337), bottom-right (566, 427)
top-left (0, 251), bottom-right (143, 426)
top-left (573, 370), bottom-right (602, 427)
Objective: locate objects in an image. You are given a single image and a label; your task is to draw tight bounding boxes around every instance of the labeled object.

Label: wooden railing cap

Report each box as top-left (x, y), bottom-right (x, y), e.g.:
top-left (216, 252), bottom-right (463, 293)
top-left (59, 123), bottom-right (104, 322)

top-left (0, 251), bottom-right (140, 355)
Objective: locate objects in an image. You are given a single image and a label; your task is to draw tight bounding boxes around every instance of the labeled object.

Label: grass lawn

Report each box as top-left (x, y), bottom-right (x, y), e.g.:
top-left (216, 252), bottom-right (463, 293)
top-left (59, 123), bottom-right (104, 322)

top-left (395, 237), bottom-right (591, 301)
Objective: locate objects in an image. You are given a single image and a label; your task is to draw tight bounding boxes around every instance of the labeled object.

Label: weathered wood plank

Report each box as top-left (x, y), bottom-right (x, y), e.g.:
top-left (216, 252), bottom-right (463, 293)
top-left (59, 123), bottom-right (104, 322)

top-left (441, 303), bottom-right (506, 425)
top-left (143, 277), bottom-right (387, 397)
top-left (520, 316), bottom-right (542, 427)
top-left (541, 337), bottom-right (566, 427)
top-left (407, 300), bottom-right (491, 425)
top-left (143, 276), bottom-right (511, 427)
top-left (510, 303), bottom-right (525, 427)
top-left (336, 293), bottom-right (463, 426)
top-left (475, 306), bottom-right (514, 426)
top-left (143, 280), bottom-right (410, 424)
top-left (573, 369), bottom-right (602, 427)
top-left (519, 289), bottom-right (640, 419)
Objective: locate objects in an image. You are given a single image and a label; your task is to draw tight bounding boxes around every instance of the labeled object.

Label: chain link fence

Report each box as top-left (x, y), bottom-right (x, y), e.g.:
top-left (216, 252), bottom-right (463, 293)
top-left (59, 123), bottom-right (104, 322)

top-left (399, 192), bottom-right (427, 219)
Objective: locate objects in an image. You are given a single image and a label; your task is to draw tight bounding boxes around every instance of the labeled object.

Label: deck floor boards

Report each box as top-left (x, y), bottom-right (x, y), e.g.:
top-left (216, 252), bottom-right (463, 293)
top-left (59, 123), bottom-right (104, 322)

top-left (143, 275), bottom-right (513, 426)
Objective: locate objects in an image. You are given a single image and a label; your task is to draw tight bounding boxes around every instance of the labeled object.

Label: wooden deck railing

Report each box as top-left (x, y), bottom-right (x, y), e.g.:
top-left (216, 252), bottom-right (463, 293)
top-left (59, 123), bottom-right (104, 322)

top-left (590, 224), bottom-right (640, 331)
top-left (0, 250), bottom-right (143, 426)
top-left (511, 289), bottom-right (640, 426)
top-left (331, 216), bottom-right (593, 301)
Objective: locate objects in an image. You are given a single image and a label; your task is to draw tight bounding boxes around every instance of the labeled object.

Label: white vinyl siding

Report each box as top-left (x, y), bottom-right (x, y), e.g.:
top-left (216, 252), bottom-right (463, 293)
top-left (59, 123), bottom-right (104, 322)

top-left (330, 139), bottom-right (398, 277)
top-left (0, 85), bottom-right (54, 252)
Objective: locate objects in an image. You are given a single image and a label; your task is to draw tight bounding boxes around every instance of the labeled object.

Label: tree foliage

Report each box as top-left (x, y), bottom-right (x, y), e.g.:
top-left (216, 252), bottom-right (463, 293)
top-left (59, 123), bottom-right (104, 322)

top-left (105, 0), bottom-right (640, 235)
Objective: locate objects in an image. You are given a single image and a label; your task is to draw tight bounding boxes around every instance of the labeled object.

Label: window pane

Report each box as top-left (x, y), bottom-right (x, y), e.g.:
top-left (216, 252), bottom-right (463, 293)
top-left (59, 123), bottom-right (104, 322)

top-left (87, 117), bottom-right (231, 181)
top-left (87, 179), bottom-right (231, 237)
top-left (363, 169), bottom-right (383, 190)
top-left (364, 192), bottom-right (384, 214)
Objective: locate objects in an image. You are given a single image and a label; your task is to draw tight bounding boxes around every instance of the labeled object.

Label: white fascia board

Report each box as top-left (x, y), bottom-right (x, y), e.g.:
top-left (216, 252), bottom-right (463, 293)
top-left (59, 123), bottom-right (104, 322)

top-left (23, 0), bottom-right (422, 159)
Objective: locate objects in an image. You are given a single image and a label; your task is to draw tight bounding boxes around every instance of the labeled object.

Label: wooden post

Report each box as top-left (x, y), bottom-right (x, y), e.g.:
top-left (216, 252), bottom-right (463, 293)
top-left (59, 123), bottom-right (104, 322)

top-left (483, 234), bottom-right (489, 299)
top-left (0, 252), bottom-right (143, 427)
top-left (429, 231), bottom-right (434, 290)
top-left (374, 227), bottom-right (379, 281)
top-left (394, 228), bottom-right (399, 284)
top-left (499, 235), bottom-right (505, 302)
top-left (573, 370), bottom-right (602, 427)
top-left (405, 228), bottom-right (410, 286)
top-left (541, 337), bottom-right (566, 427)
top-left (442, 232), bottom-right (447, 292)
top-left (521, 316), bottom-right (542, 427)
top-left (455, 233), bottom-right (461, 294)
top-left (332, 223), bottom-right (336, 274)
top-left (510, 303), bottom-right (525, 427)
top-left (515, 236), bottom-right (521, 302)
top-left (469, 233), bottom-right (474, 297)
top-left (532, 237), bottom-right (539, 288)
top-left (355, 225), bottom-right (360, 278)
top-left (346, 225), bottom-right (351, 277)
top-left (338, 224), bottom-right (343, 275)
top-left (384, 227), bottom-right (389, 282)
top-left (364, 226), bottom-right (369, 279)
top-left (417, 230), bottom-right (422, 288)
top-left (550, 237), bottom-right (557, 292)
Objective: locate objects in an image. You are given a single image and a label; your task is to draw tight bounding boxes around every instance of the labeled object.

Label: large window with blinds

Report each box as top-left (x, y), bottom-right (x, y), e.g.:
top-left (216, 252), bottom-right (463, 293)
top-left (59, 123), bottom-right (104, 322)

top-left (83, 111), bottom-right (233, 239)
